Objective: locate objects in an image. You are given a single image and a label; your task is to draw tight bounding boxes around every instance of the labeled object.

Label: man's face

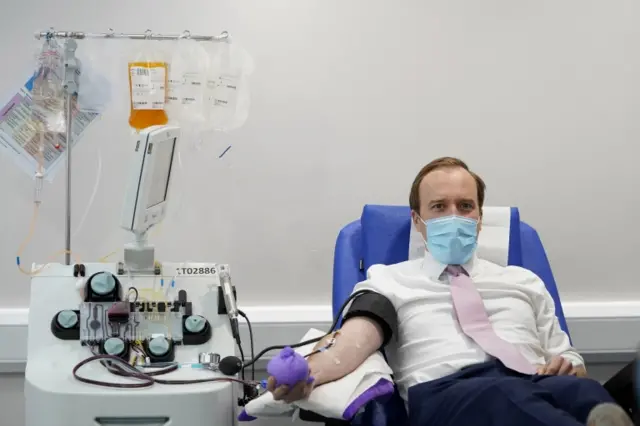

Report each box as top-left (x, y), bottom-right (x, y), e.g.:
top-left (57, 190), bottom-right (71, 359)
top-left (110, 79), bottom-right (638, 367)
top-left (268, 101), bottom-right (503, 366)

top-left (411, 167), bottom-right (482, 240)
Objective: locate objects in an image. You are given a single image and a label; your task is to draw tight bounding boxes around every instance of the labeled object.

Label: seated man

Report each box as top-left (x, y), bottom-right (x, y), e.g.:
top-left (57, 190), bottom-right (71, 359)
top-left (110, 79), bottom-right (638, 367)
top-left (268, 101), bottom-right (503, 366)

top-left (268, 157), bottom-right (633, 426)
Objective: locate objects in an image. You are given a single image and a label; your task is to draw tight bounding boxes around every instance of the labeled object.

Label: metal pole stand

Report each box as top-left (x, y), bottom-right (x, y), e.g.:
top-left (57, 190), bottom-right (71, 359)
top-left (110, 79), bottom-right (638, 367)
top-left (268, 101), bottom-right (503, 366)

top-left (62, 39), bottom-right (79, 265)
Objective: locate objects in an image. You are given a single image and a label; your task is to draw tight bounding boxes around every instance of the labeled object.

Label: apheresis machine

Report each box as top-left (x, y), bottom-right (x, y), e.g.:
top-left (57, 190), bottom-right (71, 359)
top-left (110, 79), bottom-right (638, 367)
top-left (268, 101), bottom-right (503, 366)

top-left (23, 125), bottom-right (396, 426)
top-left (25, 125), bottom-right (246, 426)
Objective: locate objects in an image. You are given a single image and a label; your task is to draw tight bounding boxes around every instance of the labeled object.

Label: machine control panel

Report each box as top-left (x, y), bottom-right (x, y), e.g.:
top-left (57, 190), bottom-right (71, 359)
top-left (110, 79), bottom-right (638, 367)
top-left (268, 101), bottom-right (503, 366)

top-left (50, 269), bottom-right (213, 363)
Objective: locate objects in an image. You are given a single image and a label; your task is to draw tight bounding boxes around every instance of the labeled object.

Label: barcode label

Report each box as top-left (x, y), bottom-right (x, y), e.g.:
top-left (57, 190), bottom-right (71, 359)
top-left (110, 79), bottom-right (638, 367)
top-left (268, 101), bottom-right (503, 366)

top-left (130, 66), bottom-right (167, 110)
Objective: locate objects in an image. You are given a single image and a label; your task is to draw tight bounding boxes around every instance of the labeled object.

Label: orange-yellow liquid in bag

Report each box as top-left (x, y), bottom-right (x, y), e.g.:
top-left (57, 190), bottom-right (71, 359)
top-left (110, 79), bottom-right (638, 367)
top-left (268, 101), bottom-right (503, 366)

top-left (128, 61), bottom-right (169, 131)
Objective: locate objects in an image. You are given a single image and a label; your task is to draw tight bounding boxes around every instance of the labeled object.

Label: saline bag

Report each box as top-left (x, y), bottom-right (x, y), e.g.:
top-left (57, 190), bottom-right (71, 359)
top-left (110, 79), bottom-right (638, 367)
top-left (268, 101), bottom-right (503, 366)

top-left (165, 34), bottom-right (210, 143)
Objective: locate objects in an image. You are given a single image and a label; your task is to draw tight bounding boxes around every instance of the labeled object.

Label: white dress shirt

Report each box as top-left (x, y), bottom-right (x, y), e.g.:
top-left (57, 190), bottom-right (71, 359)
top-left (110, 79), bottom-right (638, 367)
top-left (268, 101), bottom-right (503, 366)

top-left (351, 252), bottom-right (584, 402)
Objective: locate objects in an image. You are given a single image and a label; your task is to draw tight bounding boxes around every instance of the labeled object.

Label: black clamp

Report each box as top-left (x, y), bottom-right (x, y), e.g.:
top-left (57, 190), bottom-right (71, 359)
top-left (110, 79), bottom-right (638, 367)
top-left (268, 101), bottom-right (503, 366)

top-left (73, 264), bottom-right (86, 277)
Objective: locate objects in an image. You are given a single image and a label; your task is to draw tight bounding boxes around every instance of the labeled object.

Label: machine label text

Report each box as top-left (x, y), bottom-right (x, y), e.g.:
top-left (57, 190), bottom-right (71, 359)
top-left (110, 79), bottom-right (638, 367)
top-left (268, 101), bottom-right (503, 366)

top-left (176, 266), bottom-right (217, 275)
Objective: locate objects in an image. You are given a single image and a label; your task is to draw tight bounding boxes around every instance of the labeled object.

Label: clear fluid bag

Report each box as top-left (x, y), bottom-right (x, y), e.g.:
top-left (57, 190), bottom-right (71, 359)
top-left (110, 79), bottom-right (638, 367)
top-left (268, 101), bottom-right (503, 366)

top-left (166, 35), bottom-right (210, 144)
top-left (204, 40), bottom-right (254, 133)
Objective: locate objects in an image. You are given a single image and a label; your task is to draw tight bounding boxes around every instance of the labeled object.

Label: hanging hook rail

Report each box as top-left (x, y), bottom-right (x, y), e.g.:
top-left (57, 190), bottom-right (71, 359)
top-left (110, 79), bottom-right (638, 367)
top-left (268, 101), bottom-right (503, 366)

top-left (35, 29), bottom-right (230, 42)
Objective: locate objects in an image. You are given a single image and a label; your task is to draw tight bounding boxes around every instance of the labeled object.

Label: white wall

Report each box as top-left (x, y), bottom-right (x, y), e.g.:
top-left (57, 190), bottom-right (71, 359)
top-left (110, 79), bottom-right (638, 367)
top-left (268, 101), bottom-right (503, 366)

top-left (2, 0), bottom-right (640, 311)
top-left (3, 2), bottom-right (640, 424)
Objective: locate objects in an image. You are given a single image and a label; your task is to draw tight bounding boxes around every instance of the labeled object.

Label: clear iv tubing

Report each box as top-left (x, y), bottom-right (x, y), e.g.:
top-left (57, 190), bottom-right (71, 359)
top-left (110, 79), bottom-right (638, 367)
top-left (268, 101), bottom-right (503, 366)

top-left (71, 147), bottom-right (102, 238)
top-left (16, 131), bottom-right (46, 275)
top-left (15, 141), bottom-right (102, 275)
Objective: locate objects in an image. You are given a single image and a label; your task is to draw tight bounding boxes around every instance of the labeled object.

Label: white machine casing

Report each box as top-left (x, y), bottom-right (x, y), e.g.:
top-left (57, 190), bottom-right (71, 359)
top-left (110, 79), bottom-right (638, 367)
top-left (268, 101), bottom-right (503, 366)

top-left (121, 125), bottom-right (180, 235)
top-left (25, 262), bottom-right (237, 426)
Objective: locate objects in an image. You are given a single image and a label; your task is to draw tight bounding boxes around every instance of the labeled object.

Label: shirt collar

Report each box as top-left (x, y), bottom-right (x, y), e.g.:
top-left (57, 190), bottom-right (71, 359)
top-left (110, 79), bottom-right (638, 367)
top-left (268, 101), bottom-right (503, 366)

top-left (421, 250), bottom-right (478, 281)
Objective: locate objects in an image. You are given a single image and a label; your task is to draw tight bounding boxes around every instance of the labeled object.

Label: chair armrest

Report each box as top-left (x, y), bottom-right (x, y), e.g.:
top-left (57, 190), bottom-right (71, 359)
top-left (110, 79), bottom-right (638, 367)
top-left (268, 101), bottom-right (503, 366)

top-left (603, 360), bottom-right (636, 417)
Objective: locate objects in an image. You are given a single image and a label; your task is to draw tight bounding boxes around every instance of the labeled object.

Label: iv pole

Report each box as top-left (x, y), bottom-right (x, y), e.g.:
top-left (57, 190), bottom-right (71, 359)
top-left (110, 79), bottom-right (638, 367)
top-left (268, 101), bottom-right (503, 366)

top-left (34, 29), bottom-right (230, 265)
top-left (62, 39), bottom-right (78, 266)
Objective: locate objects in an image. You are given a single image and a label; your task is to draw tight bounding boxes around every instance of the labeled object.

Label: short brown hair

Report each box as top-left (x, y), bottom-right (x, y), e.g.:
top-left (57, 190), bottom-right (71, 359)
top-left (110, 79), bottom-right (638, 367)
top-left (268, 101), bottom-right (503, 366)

top-left (409, 157), bottom-right (486, 215)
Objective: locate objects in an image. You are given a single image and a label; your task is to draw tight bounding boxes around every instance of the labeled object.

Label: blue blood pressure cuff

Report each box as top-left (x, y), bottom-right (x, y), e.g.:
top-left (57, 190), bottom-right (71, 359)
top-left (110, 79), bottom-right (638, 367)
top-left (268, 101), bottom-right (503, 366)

top-left (343, 292), bottom-right (397, 347)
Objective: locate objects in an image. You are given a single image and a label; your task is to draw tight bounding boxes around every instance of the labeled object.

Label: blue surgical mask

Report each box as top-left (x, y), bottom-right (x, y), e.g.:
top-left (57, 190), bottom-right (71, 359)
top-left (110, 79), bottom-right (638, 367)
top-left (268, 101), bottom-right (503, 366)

top-left (423, 215), bottom-right (478, 265)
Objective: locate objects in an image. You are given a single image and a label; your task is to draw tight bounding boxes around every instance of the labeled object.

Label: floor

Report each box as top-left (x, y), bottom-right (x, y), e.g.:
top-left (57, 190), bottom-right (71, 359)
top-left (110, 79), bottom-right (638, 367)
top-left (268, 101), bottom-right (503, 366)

top-left (1, 362), bottom-right (629, 426)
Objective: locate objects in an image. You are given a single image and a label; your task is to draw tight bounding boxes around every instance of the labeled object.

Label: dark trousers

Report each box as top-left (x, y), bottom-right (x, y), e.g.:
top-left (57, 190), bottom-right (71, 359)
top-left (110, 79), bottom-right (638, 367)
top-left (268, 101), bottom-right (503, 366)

top-left (408, 360), bottom-right (615, 426)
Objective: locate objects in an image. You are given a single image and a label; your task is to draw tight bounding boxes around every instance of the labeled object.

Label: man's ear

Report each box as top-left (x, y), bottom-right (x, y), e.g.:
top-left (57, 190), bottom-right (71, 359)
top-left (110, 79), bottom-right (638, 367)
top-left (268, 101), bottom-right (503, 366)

top-left (413, 210), bottom-right (427, 241)
top-left (410, 210), bottom-right (421, 228)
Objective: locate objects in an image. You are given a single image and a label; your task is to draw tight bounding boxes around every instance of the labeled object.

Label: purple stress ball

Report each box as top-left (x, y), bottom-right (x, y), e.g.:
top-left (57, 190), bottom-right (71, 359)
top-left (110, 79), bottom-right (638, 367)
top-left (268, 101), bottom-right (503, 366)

top-left (267, 347), bottom-right (310, 387)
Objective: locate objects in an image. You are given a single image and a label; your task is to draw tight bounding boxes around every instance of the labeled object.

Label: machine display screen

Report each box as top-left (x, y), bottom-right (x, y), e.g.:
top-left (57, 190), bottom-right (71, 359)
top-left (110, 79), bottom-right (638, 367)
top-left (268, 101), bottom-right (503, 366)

top-left (146, 138), bottom-right (176, 208)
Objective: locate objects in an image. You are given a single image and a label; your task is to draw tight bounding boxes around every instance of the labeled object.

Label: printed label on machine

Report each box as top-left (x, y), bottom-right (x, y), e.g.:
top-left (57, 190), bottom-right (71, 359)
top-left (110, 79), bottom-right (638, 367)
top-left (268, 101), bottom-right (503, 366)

top-left (174, 263), bottom-right (226, 276)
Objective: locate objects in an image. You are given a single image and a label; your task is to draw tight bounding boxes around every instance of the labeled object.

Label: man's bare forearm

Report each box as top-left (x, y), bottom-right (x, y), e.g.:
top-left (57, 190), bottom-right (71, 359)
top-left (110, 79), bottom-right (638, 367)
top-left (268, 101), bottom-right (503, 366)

top-left (307, 317), bottom-right (384, 386)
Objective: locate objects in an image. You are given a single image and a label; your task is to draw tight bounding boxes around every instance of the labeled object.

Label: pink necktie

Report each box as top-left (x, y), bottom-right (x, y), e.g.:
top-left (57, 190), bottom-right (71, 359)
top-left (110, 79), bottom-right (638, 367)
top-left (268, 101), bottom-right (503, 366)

top-left (447, 265), bottom-right (536, 374)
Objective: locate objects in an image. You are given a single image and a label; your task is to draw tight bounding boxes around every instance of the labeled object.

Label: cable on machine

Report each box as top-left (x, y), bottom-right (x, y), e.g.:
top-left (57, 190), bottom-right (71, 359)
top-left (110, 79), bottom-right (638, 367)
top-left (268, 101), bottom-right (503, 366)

top-left (72, 353), bottom-right (256, 388)
top-left (238, 309), bottom-right (255, 380)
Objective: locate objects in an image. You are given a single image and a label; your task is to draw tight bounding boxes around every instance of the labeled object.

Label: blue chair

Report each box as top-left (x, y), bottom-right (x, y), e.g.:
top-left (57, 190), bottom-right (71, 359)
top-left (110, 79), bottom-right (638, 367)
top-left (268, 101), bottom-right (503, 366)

top-left (327, 205), bottom-right (569, 426)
